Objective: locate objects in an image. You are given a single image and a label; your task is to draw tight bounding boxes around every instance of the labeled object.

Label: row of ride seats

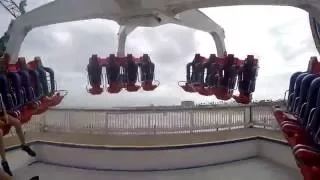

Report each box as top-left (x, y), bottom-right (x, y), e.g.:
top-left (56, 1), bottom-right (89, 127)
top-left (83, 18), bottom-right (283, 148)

top-left (179, 54), bottom-right (259, 104)
top-left (0, 54), bottom-right (67, 135)
top-left (273, 57), bottom-right (320, 180)
top-left (87, 54), bottom-right (159, 95)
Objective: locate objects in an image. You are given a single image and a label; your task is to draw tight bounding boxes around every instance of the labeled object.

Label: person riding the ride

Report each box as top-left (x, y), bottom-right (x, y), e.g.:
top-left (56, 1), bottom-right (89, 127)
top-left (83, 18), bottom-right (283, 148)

top-left (0, 93), bottom-right (36, 176)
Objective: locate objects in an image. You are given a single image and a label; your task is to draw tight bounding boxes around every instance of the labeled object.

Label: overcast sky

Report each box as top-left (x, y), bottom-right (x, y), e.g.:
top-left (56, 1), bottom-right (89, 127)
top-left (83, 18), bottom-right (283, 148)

top-left (0, 1), bottom-right (318, 108)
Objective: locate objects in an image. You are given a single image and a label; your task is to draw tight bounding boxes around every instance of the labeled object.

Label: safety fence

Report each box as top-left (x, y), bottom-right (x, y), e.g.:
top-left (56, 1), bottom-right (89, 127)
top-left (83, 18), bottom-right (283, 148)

top-left (13, 105), bottom-right (279, 136)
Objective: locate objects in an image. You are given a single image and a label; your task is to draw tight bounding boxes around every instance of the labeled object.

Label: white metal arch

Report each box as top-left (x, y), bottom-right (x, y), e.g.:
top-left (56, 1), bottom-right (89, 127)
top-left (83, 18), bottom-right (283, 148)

top-left (5, 0), bottom-right (320, 63)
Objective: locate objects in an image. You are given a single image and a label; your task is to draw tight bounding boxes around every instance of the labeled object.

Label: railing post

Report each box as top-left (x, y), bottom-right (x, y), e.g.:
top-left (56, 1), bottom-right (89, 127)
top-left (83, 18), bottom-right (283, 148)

top-left (90, 112), bottom-right (95, 134)
top-left (228, 108), bottom-right (232, 130)
top-left (244, 106), bottom-right (253, 128)
top-left (148, 113), bottom-right (151, 135)
top-left (41, 113), bottom-right (47, 133)
top-left (105, 112), bottom-right (109, 134)
top-left (190, 110), bottom-right (194, 134)
top-left (147, 112), bottom-right (153, 134)
top-left (66, 111), bottom-right (70, 133)
top-left (269, 106), bottom-right (280, 130)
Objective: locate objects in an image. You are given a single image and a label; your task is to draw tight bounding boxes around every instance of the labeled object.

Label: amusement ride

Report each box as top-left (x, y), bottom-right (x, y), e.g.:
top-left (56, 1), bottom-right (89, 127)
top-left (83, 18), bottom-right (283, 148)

top-left (0, 0), bottom-right (320, 179)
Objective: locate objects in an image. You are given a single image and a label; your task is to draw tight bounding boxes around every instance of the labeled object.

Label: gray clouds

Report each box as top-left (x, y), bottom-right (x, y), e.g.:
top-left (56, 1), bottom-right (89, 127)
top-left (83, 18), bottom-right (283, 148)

top-left (0, 3), bottom-right (319, 108)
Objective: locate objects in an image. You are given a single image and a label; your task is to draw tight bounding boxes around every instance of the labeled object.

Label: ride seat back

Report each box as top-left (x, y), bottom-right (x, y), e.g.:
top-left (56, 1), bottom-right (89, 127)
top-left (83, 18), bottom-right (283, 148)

top-left (106, 54), bottom-right (120, 84)
top-left (28, 69), bottom-right (44, 100)
top-left (0, 74), bottom-right (17, 113)
top-left (238, 55), bottom-right (258, 94)
top-left (295, 74), bottom-right (318, 116)
top-left (7, 71), bottom-right (24, 108)
top-left (204, 54), bottom-right (217, 86)
top-left (43, 67), bottom-right (56, 96)
top-left (220, 54), bottom-right (237, 89)
top-left (287, 72), bottom-right (303, 110)
top-left (18, 70), bottom-right (36, 103)
top-left (87, 54), bottom-right (103, 87)
top-left (140, 54), bottom-right (155, 82)
top-left (30, 57), bottom-right (51, 97)
top-left (306, 80), bottom-right (320, 136)
top-left (289, 73), bottom-right (308, 113)
top-left (125, 54), bottom-right (138, 84)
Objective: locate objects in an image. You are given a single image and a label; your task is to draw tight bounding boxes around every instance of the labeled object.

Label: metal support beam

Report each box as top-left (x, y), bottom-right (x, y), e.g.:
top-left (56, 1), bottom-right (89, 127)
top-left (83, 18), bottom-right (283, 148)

top-left (117, 25), bottom-right (136, 57)
top-left (173, 9), bottom-right (226, 57)
top-left (0, 0), bottom-right (22, 18)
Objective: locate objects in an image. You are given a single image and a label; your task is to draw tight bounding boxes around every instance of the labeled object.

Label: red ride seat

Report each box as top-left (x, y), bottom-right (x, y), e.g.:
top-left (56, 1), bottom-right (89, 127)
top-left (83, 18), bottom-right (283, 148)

top-left (197, 86), bottom-right (215, 96)
top-left (294, 146), bottom-right (320, 180)
top-left (179, 54), bottom-right (206, 93)
top-left (233, 93), bottom-right (251, 104)
top-left (233, 55), bottom-right (258, 104)
top-left (88, 85), bottom-right (103, 95)
top-left (19, 105), bottom-right (36, 123)
top-left (215, 88), bottom-right (233, 100)
top-left (46, 91), bottom-right (67, 107)
top-left (139, 54), bottom-right (159, 91)
top-left (142, 81), bottom-right (159, 91)
top-left (214, 54), bottom-right (237, 100)
top-left (107, 83), bottom-right (123, 93)
top-left (126, 83), bottom-right (140, 92)
top-left (276, 76), bottom-right (320, 146)
top-left (274, 73), bottom-right (309, 126)
top-left (123, 54), bottom-right (140, 92)
top-left (87, 55), bottom-right (104, 95)
top-left (179, 82), bottom-right (196, 93)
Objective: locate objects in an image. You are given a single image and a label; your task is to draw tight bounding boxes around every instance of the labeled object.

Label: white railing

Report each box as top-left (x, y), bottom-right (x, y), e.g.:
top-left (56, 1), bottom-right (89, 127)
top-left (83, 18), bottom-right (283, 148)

top-left (13, 105), bottom-right (279, 136)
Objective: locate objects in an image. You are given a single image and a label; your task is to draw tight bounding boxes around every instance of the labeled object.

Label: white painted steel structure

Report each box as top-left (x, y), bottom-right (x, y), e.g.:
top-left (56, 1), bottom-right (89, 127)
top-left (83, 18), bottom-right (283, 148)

top-left (6, 136), bottom-right (301, 179)
top-left (5, 0), bottom-right (320, 62)
top-left (17, 105), bottom-right (278, 135)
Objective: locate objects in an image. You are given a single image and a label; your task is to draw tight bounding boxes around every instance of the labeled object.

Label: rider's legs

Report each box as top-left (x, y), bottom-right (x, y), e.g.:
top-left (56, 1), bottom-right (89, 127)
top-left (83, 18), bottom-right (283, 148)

top-left (0, 115), bottom-right (36, 176)
top-left (0, 169), bottom-right (12, 180)
top-left (7, 115), bottom-right (36, 157)
top-left (0, 128), bottom-right (12, 176)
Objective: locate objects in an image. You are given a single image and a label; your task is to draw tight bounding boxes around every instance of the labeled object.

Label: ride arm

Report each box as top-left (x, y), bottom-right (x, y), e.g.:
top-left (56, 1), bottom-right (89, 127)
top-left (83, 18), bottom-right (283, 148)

top-left (172, 9), bottom-right (226, 57)
top-left (309, 14), bottom-right (320, 55)
top-left (117, 26), bottom-right (137, 57)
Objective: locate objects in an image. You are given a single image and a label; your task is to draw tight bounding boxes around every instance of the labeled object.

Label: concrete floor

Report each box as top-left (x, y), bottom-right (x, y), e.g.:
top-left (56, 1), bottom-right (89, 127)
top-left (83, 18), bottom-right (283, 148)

top-left (13, 158), bottom-right (301, 180)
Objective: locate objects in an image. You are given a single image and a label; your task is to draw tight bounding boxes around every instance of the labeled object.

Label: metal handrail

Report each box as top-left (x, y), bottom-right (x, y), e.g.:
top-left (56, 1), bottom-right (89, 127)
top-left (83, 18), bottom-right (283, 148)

top-left (15, 105), bottom-right (278, 136)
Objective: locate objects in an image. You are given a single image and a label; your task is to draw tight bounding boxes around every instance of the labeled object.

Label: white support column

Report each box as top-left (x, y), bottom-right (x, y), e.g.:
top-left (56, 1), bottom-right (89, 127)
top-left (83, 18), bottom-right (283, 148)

top-left (210, 32), bottom-right (227, 57)
top-left (117, 25), bottom-right (136, 57)
top-left (4, 20), bottom-right (31, 63)
top-left (173, 9), bottom-right (227, 57)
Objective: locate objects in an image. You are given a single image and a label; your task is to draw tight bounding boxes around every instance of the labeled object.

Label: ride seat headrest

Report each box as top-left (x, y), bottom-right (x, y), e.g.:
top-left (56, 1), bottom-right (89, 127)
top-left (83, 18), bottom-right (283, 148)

top-left (208, 54), bottom-right (217, 62)
top-left (28, 60), bottom-right (37, 69)
top-left (142, 54), bottom-right (151, 63)
top-left (34, 57), bottom-right (43, 67)
top-left (299, 74), bottom-right (318, 105)
top-left (308, 56), bottom-right (320, 74)
top-left (89, 54), bottom-right (100, 65)
top-left (227, 54), bottom-right (234, 58)
top-left (0, 57), bottom-right (7, 73)
top-left (294, 73), bottom-right (309, 97)
top-left (247, 55), bottom-right (254, 59)
top-left (18, 57), bottom-right (28, 69)
top-left (127, 54), bottom-right (133, 59)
